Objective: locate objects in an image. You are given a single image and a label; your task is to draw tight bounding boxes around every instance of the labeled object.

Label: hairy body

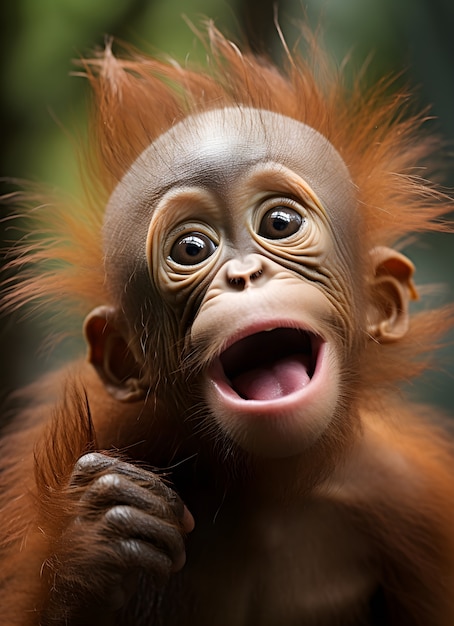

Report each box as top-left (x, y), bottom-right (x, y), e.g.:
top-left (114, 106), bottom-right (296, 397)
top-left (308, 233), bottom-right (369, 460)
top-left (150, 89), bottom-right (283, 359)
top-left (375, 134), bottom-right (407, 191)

top-left (1, 28), bottom-right (453, 626)
top-left (2, 365), bottom-right (453, 625)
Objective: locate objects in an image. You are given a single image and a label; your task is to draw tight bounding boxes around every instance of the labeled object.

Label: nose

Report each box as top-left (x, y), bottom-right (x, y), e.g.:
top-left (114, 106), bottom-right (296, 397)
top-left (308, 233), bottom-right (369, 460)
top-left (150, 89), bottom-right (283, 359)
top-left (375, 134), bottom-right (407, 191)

top-left (225, 255), bottom-right (265, 290)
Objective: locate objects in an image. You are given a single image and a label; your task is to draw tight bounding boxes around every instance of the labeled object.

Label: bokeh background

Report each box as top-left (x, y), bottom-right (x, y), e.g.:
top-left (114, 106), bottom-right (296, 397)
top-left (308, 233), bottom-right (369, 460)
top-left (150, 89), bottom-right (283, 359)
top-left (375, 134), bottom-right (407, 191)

top-left (0, 0), bottom-right (453, 411)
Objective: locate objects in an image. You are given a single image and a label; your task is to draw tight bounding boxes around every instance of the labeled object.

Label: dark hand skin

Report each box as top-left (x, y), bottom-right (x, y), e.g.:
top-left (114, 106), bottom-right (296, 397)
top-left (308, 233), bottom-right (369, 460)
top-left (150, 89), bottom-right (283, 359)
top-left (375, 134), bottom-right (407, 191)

top-left (42, 453), bottom-right (193, 626)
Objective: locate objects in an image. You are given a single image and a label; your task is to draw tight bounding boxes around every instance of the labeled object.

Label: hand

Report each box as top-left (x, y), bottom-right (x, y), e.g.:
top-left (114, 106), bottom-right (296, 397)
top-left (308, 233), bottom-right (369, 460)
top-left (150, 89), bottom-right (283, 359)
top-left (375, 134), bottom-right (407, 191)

top-left (42, 452), bottom-right (193, 622)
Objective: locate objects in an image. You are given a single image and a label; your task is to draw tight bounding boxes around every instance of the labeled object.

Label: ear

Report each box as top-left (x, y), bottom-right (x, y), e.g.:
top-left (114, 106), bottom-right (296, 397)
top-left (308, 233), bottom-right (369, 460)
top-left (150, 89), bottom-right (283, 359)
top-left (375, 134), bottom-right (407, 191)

top-left (367, 246), bottom-right (418, 343)
top-left (84, 306), bottom-right (146, 401)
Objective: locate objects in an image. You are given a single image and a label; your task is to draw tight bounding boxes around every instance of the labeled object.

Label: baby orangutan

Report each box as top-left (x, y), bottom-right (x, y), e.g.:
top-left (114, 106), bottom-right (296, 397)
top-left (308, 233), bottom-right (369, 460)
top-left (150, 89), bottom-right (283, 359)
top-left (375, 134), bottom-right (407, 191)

top-left (1, 26), bottom-right (454, 626)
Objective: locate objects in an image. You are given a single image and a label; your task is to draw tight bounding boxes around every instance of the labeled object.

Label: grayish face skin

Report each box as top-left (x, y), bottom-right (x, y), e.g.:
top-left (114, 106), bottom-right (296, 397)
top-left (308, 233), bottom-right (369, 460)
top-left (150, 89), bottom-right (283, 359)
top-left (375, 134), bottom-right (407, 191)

top-left (104, 108), bottom-right (360, 310)
top-left (101, 108), bottom-right (364, 457)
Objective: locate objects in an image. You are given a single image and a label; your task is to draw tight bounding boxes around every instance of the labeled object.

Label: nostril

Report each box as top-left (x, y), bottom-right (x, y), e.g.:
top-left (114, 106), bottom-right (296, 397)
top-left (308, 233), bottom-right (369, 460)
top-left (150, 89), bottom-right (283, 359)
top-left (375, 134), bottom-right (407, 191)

top-left (250, 270), bottom-right (263, 281)
top-left (229, 276), bottom-right (246, 287)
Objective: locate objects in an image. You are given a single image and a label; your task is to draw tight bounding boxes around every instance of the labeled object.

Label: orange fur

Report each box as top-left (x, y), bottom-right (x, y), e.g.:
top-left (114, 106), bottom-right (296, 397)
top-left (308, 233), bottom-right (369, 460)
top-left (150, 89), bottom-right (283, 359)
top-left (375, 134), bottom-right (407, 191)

top-left (1, 24), bottom-right (453, 626)
top-left (2, 24), bottom-right (452, 385)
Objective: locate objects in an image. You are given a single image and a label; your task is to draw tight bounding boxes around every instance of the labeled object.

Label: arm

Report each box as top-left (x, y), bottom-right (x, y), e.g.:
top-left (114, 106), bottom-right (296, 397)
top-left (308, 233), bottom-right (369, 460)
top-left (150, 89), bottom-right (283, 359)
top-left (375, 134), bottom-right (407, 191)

top-left (0, 382), bottom-right (192, 626)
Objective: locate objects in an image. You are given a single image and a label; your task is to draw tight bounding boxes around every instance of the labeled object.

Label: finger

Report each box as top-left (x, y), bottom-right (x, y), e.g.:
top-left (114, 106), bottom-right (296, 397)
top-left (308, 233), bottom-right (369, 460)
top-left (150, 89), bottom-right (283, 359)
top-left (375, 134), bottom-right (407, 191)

top-left (103, 505), bottom-right (186, 568)
top-left (73, 454), bottom-right (180, 509)
top-left (79, 473), bottom-right (185, 523)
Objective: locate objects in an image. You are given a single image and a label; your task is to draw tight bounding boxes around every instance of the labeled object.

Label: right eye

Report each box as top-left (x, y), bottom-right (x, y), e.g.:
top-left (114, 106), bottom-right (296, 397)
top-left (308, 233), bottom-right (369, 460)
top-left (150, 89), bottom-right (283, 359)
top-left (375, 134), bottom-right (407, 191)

top-left (169, 232), bottom-right (217, 265)
top-left (258, 206), bottom-right (305, 240)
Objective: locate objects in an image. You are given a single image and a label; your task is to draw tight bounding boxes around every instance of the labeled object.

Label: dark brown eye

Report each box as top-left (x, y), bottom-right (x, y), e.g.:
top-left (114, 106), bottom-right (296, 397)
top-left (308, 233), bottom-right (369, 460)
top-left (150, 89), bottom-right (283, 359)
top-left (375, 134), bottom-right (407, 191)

top-left (258, 207), bottom-right (304, 239)
top-left (169, 232), bottom-right (217, 265)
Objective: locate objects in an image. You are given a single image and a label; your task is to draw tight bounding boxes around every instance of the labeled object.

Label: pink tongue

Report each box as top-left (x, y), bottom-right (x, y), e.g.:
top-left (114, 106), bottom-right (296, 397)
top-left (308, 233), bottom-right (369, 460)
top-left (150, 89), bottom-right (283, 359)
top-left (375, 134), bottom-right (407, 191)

top-left (232, 355), bottom-right (311, 401)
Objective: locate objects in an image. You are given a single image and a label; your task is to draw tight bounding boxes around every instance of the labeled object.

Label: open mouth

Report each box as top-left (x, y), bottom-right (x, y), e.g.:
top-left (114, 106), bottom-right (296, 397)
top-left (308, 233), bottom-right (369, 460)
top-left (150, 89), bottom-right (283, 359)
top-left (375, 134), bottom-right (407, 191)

top-left (218, 328), bottom-right (321, 402)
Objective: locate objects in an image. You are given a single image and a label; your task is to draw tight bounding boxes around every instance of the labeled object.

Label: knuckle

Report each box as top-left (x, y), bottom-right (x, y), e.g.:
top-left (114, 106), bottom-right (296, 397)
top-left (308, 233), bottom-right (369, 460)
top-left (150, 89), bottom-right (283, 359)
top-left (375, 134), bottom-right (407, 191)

top-left (118, 538), bottom-right (144, 559)
top-left (104, 504), bottom-right (132, 525)
top-left (72, 453), bottom-right (118, 487)
top-left (93, 473), bottom-right (122, 490)
top-left (75, 452), bottom-right (112, 472)
top-left (79, 472), bottom-right (123, 504)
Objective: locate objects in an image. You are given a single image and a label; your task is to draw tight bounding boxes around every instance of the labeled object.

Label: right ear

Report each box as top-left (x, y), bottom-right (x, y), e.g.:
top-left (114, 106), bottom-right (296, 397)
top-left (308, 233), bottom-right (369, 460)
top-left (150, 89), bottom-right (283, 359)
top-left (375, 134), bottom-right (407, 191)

top-left (84, 306), bottom-right (146, 402)
top-left (366, 247), bottom-right (418, 343)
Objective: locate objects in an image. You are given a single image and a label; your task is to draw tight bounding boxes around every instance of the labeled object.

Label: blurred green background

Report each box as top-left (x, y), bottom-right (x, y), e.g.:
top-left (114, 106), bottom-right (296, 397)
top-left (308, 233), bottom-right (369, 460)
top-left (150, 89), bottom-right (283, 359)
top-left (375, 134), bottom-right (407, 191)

top-left (0, 0), bottom-right (453, 411)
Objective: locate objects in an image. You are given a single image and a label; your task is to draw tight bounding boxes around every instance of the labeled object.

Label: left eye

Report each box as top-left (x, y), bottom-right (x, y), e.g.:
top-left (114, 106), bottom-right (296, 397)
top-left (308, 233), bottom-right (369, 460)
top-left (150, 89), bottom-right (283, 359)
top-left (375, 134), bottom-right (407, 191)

top-left (258, 207), bottom-right (304, 240)
top-left (169, 232), bottom-right (217, 265)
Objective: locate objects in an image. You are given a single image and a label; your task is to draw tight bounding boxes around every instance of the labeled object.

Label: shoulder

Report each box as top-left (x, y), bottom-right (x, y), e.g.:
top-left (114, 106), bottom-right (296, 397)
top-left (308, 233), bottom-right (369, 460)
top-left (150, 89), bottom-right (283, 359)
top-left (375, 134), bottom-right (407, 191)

top-left (325, 403), bottom-right (454, 511)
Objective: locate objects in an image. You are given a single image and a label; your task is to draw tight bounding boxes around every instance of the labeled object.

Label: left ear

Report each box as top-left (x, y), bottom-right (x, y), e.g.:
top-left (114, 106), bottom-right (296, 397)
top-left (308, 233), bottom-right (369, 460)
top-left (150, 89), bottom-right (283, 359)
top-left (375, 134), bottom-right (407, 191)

top-left (367, 246), bottom-right (418, 343)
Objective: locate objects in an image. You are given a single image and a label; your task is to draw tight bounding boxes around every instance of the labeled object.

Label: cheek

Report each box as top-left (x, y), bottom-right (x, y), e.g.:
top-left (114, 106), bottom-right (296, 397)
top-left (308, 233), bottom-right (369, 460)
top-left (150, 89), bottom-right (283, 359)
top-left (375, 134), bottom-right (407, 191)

top-left (322, 250), bottom-right (365, 346)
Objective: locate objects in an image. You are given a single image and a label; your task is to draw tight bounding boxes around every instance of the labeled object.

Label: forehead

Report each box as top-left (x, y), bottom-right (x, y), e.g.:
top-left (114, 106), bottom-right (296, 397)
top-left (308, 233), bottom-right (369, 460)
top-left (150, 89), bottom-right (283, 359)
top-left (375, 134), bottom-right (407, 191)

top-left (109, 108), bottom-right (351, 201)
